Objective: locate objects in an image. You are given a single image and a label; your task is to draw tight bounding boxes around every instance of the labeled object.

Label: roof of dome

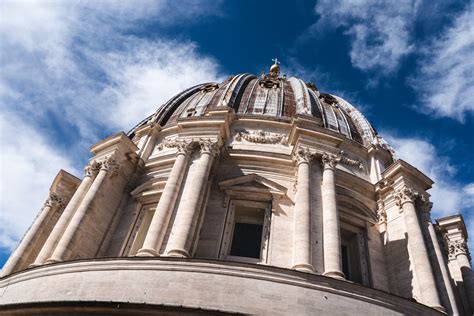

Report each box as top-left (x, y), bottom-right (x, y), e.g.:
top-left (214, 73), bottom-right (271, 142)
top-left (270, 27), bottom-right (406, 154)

top-left (129, 65), bottom-right (393, 150)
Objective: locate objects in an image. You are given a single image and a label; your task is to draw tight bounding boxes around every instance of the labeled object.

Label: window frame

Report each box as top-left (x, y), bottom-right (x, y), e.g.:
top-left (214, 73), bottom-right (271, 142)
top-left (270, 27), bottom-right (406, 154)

top-left (219, 199), bottom-right (272, 264)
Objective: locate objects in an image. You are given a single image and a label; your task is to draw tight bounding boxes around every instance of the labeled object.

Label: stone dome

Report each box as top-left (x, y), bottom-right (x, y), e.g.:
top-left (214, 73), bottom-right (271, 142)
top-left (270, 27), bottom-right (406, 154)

top-left (130, 71), bottom-right (389, 149)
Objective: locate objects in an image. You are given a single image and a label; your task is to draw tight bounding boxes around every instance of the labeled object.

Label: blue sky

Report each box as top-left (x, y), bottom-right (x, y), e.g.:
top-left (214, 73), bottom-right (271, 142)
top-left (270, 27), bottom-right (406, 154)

top-left (0, 0), bottom-right (473, 267)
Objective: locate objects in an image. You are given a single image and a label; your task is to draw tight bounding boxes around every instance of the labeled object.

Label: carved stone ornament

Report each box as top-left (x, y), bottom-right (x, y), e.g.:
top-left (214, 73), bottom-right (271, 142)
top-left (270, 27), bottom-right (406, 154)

top-left (394, 186), bottom-right (419, 208)
top-left (416, 194), bottom-right (433, 213)
top-left (99, 156), bottom-right (120, 177)
top-left (44, 193), bottom-right (64, 208)
top-left (199, 83), bottom-right (219, 93)
top-left (376, 199), bottom-right (387, 223)
top-left (292, 146), bottom-right (314, 165)
top-left (84, 161), bottom-right (100, 178)
top-left (321, 151), bottom-right (363, 170)
top-left (235, 129), bottom-right (288, 145)
top-left (157, 138), bottom-right (194, 155)
top-left (199, 138), bottom-right (220, 156)
top-left (447, 239), bottom-right (471, 262)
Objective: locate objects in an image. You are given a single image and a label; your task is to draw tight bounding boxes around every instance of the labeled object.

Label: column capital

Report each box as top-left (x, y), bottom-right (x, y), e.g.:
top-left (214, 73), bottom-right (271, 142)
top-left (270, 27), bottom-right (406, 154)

top-left (158, 138), bottom-right (194, 156)
top-left (394, 186), bottom-right (419, 207)
top-left (84, 161), bottom-right (100, 178)
top-left (416, 194), bottom-right (433, 213)
top-left (99, 156), bottom-right (120, 175)
top-left (44, 192), bottom-right (64, 208)
top-left (198, 138), bottom-right (219, 156)
top-left (292, 146), bottom-right (314, 165)
top-left (321, 153), bottom-right (341, 170)
top-left (447, 239), bottom-right (471, 261)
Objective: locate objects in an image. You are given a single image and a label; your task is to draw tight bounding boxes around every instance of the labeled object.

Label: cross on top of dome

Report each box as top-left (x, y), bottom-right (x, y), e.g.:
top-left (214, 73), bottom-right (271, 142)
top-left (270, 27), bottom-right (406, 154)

top-left (269, 58), bottom-right (280, 77)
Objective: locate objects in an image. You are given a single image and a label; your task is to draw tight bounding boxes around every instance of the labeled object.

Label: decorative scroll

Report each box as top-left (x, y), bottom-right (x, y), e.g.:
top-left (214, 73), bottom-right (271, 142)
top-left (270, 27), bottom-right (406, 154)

top-left (234, 130), bottom-right (288, 145)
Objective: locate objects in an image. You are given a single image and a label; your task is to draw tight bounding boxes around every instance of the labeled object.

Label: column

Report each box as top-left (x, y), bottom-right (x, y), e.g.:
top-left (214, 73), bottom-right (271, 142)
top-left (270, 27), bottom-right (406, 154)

top-left (419, 202), bottom-right (459, 315)
top-left (449, 239), bottom-right (474, 310)
top-left (2, 194), bottom-right (63, 275)
top-left (136, 141), bottom-right (192, 257)
top-left (31, 162), bottom-right (99, 266)
top-left (166, 139), bottom-right (218, 257)
top-left (321, 153), bottom-right (345, 279)
top-left (291, 147), bottom-right (313, 272)
top-left (46, 157), bottom-right (117, 263)
top-left (396, 186), bottom-right (443, 310)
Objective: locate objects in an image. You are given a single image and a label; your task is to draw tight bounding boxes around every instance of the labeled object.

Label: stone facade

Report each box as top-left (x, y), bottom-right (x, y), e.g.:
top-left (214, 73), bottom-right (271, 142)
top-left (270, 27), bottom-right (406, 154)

top-left (1, 62), bottom-right (472, 315)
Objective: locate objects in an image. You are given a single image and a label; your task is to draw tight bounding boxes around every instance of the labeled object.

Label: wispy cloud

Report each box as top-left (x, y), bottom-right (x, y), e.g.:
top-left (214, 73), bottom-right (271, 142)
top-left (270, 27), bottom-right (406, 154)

top-left (0, 0), bottom-right (224, 252)
top-left (314, 0), bottom-right (420, 74)
top-left (384, 133), bottom-right (474, 249)
top-left (409, 3), bottom-right (474, 121)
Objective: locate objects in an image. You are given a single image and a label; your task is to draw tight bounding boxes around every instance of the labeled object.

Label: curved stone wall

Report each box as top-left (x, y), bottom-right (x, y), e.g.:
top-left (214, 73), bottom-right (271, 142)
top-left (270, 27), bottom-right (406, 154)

top-left (0, 258), bottom-right (441, 315)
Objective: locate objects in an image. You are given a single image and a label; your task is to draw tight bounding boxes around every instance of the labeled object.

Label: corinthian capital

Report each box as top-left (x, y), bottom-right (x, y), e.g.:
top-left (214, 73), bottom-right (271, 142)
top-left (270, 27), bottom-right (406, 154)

top-left (321, 153), bottom-right (341, 170)
top-left (394, 186), bottom-right (419, 207)
top-left (447, 239), bottom-right (470, 261)
top-left (416, 194), bottom-right (433, 213)
top-left (84, 161), bottom-right (100, 178)
top-left (44, 193), bottom-right (64, 208)
top-left (292, 146), bottom-right (313, 165)
top-left (100, 156), bottom-right (120, 176)
top-left (158, 138), bottom-right (194, 155)
top-left (199, 139), bottom-right (219, 156)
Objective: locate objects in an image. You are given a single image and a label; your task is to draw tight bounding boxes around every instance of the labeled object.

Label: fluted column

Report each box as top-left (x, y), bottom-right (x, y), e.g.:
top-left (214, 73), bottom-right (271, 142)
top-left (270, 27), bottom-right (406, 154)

top-left (166, 139), bottom-right (218, 258)
top-left (291, 147), bottom-right (313, 272)
top-left (395, 186), bottom-right (443, 310)
top-left (137, 141), bottom-right (192, 257)
top-left (31, 162), bottom-right (100, 266)
top-left (321, 153), bottom-right (345, 279)
top-left (46, 157), bottom-right (118, 263)
top-left (2, 193), bottom-right (64, 275)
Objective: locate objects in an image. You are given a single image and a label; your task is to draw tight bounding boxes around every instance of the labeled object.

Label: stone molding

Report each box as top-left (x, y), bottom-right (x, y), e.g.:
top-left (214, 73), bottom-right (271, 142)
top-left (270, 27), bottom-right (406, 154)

top-left (234, 129), bottom-right (288, 145)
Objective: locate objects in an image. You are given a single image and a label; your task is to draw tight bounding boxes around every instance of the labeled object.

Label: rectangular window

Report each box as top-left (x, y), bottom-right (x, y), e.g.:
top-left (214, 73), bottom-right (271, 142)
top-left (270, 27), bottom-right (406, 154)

top-left (220, 201), bottom-right (270, 263)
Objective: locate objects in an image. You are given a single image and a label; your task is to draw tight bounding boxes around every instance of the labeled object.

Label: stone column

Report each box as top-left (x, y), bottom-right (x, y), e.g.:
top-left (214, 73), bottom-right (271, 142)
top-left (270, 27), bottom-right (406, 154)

top-left (448, 239), bottom-right (474, 310)
top-left (2, 193), bottom-right (63, 275)
top-left (321, 153), bottom-right (345, 279)
top-left (291, 147), bottom-right (314, 272)
top-left (418, 200), bottom-right (459, 315)
top-left (395, 186), bottom-right (443, 310)
top-left (136, 140), bottom-right (192, 257)
top-left (166, 139), bottom-right (218, 258)
top-left (31, 162), bottom-right (100, 266)
top-left (46, 157), bottom-right (118, 263)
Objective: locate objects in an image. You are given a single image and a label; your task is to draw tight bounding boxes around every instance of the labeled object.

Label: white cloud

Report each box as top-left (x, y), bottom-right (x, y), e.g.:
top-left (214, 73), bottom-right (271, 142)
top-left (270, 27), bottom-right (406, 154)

top-left (384, 134), bottom-right (474, 249)
top-left (0, 0), bottom-right (224, 252)
top-left (0, 113), bottom-right (79, 251)
top-left (410, 4), bottom-right (474, 121)
top-left (314, 0), bottom-right (420, 74)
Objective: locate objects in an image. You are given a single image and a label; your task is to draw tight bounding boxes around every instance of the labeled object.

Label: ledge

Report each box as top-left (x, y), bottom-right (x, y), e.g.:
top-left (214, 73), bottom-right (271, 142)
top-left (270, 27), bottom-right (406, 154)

top-left (0, 257), bottom-right (441, 315)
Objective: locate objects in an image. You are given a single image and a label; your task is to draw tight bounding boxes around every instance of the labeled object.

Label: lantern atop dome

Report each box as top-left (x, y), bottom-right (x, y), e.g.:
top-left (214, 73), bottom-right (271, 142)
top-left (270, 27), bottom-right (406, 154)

top-left (269, 58), bottom-right (280, 77)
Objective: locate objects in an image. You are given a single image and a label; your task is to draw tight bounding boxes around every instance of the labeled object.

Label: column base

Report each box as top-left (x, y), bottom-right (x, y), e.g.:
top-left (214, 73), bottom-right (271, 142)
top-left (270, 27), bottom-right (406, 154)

top-left (323, 270), bottom-right (346, 280)
top-left (44, 258), bottom-right (62, 264)
top-left (135, 248), bottom-right (159, 257)
top-left (430, 305), bottom-right (446, 313)
top-left (165, 248), bottom-right (190, 258)
top-left (291, 263), bottom-right (314, 273)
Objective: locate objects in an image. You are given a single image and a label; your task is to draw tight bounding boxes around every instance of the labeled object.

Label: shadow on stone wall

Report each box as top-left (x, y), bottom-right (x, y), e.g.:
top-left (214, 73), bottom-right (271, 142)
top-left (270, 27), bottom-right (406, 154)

top-left (385, 236), bottom-right (413, 298)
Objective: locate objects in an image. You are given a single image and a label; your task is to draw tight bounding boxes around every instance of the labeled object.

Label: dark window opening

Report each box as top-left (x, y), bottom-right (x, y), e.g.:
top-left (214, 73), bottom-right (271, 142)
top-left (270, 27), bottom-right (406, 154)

top-left (341, 229), bottom-right (363, 284)
top-left (230, 222), bottom-right (263, 259)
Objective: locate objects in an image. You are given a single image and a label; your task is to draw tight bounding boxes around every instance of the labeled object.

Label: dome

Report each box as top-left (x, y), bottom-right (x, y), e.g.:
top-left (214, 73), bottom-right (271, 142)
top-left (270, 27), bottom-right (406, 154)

top-left (129, 70), bottom-right (391, 150)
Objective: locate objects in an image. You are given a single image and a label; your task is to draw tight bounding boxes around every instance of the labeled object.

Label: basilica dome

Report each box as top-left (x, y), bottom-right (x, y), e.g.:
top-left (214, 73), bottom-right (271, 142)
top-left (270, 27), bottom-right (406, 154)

top-left (130, 64), bottom-right (389, 150)
top-left (1, 61), bottom-right (471, 316)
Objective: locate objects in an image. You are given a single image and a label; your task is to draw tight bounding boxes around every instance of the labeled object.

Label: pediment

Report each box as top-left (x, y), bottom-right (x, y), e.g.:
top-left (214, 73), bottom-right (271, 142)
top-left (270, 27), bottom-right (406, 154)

top-left (218, 174), bottom-right (287, 198)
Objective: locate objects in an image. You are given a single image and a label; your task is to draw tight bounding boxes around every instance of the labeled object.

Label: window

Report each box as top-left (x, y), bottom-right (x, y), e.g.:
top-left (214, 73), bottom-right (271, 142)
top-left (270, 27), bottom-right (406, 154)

top-left (340, 224), bottom-right (370, 285)
top-left (127, 206), bottom-right (155, 256)
top-left (220, 201), bottom-right (271, 263)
